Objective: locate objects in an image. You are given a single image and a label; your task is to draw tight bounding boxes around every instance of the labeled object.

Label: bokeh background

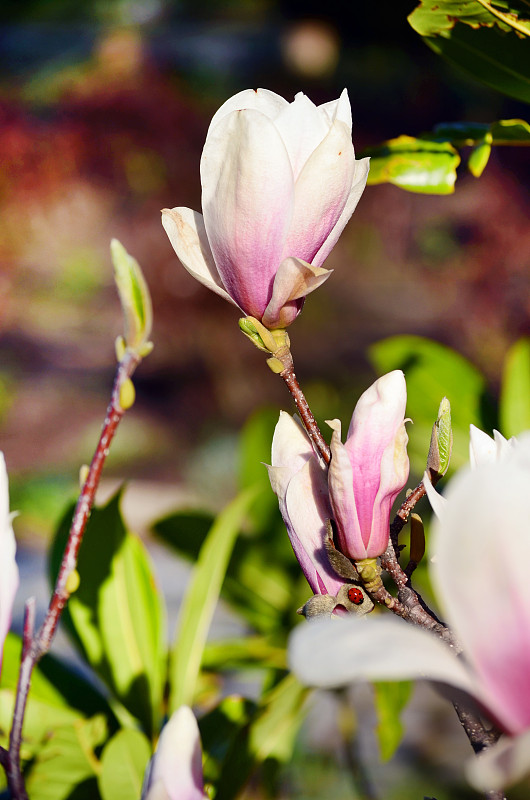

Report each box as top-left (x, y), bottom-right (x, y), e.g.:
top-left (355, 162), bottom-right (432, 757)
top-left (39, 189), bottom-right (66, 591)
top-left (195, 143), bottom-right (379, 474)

top-left (1, 1), bottom-right (530, 798)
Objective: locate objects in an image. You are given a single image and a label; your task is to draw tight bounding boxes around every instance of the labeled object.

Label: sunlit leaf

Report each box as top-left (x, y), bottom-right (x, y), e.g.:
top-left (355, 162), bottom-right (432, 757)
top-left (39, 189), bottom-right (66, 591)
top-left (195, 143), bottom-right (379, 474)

top-left (50, 492), bottom-right (166, 737)
top-left (500, 337), bottom-right (530, 436)
top-left (214, 673), bottom-right (308, 800)
top-left (169, 488), bottom-right (259, 711)
top-left (369, 336), bottom-right (493, 473)
top-left (99, 728), bottom-right (151, 800)
top-left (363, 136), bottom-right (460, 194)
top-left (373, 681), bottom-right (413, 761)
top-left (25, 715), bottom-right (108, 800)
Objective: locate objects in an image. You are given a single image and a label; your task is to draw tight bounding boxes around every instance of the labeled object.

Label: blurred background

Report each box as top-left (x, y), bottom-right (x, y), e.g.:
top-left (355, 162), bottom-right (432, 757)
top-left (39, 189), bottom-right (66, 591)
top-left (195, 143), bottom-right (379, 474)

top-left (1, 0), bottom-right (530, 516)
top-left (1, 3), bottom-right (530, 797)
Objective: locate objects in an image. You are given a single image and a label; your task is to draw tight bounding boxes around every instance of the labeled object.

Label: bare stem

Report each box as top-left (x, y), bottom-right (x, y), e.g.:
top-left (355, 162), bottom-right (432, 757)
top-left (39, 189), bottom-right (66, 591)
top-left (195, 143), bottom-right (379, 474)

top-left (276, 348), bottom-right (331, 465)
top-left (6, 351), bottom-right (140, 799)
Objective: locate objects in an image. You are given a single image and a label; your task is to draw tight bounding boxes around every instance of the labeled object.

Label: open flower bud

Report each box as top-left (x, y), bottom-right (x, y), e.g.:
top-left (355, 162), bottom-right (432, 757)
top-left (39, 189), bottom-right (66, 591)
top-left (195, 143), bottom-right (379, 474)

top-left (327, 371), bottom-right (409, 560)
top-left (162, 88), bottom-right (369, 329)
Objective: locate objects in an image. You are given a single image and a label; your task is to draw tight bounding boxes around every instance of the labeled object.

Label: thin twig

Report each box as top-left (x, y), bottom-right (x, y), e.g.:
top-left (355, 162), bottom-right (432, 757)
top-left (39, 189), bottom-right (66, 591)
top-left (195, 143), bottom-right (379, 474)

top-left (276, 348), bottom-right (331, 465)
top-left (6, 351), bottom-right (140, 799)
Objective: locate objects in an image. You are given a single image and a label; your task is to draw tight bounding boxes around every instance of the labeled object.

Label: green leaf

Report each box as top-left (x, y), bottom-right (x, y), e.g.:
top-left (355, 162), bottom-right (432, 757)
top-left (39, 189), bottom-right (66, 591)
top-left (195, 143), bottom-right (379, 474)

top-left (373, 681), bottom-right (413, 761)
top-left (369, 336), bottom-right (493, 473)
top-left (111, 239), bottom-right (153, 354)
top-left (202, 636), bottom-right (287, 671)
top-left (169, 487), bottom-right (259, 712)
top-left (500, 337), bottom-right (530, 436)
top-left (99, 728), bottom-right (151, 800)
top-left (363, 136), bottom-right (460, 194)
top-left (215, 674), bottom-right (308, 800)
top-left (408, 1), bottom-right (530, 104)
top-left (238, 407), bottom-right (281, 533)
top-left (199, 695), bottom-right (256, 786)
top-left (50, 492), bottom-right (166, 737)
top-left (434, 117), bottom-right (530, 145)
top-left (25, 715), bottom-right (108, 800)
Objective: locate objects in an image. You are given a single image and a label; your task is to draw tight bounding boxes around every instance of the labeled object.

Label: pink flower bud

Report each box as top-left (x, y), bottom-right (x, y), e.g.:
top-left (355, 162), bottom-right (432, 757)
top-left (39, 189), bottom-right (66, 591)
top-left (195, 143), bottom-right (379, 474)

top-left (268, 412), bottom-right (344, 596)
top-left (327, 371), bottom-right (409, 560)
top-left (0, 453), bottom-right (18, 676)
top-left (143, 706), bottom-right (206, 800)
top-left (162, 89), bottom-right (369, 329)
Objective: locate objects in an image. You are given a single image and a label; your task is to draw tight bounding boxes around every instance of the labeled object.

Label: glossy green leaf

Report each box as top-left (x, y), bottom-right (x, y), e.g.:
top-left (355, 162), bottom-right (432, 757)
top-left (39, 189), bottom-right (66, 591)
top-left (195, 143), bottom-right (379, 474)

top-left (373, 681), bottom-right (413, 761)
top-left (99, 728), bottom-right (151, 800)
top-left (408, 1), bottom-right (530, 104)
top-left (434, 118), bottom-right (530, 145)
top-left (202, 636), bottom-right (287, 671)
top-left (24, 715), bottom-right (108, 800)
top-left (215, 673), bottom-right (308, 800)
top-left (500, 337), bottom-right (530, 436)
top-left (169, 487), bottom-right (259, 712)
top-left (363, 136), bottom-right (460, 194)
top-left (50, 492), bottom-right (166, 737)
top-left (369, 336), bottom-right (493, 473)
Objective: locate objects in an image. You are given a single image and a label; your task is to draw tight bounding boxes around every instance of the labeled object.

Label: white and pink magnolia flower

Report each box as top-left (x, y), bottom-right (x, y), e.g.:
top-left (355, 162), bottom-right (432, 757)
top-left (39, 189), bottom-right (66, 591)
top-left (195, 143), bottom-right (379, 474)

top-left (290, 433), bottom-right (530, 791)
top-left (162, 89), bottom-right (369, 329)
top-left (327, 370), bottom-right (409, 560)
top-left (0, 452), bottom-right (18, 676)
top-left (268, 411), bottom-right (343, 597)
top-left (142, 706), bottom-right (207, 800)
top-left (269, 371), bottom-right (409, 598)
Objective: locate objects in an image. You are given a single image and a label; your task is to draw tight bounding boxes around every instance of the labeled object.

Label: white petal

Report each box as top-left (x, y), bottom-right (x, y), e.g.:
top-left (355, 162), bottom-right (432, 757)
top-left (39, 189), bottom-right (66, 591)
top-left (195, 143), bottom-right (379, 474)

top-left (0, 453), bottom-right (18, 675)
top-left (466, 728), bottom-right (530, 791)
top-left (312, 156), bottom-right (370, 268)
top-left (289, 616), bottom-right (475, 693)
top-left (318, 88), bottom-right (352, 130)
top-left (274, 92), bottom-right (330, 180)
top-left (284, 119), bottom-right (355, 267)
top-left (161, 208), bottom-right (236, 306)
top-left (469, 424), bottom-right (497, 468)
top-left (200, 108), bottom-right (294, 318)
top-left (207, 88), bottom-right (288, 133)
top-left (422, 470), bottom-right (446, 519)
top-left (431, 452), bottom-right (530, 734)
top-left (262, 257), bottom-right (331, 328)
top-left (271, 411), bottom-right (312, 470)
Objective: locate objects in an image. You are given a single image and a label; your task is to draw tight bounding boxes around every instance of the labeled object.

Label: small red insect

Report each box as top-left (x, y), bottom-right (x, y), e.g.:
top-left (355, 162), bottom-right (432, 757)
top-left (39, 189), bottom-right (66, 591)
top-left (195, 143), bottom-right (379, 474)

top-left (347, 586), bottom-right (364, 605)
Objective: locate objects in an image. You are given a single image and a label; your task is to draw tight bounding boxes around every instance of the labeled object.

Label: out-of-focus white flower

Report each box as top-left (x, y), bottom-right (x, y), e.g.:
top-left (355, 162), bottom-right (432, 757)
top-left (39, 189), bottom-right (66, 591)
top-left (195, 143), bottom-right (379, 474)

top-left (142, 706), bottom-right (206, 800)
top-left (0, 453), bottom-right (18, 676)
top-left (290, 434), bottom-right (530, 791)
top-left (162, 88), bottom-right (369, 329)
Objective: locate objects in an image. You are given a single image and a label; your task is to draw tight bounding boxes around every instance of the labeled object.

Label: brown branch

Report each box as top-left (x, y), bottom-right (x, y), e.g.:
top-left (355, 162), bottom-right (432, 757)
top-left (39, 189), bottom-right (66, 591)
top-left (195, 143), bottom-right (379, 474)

top-left (6, 351), bottom-right (140, 799)
top-left (277, 349), bottom-right (331, 466)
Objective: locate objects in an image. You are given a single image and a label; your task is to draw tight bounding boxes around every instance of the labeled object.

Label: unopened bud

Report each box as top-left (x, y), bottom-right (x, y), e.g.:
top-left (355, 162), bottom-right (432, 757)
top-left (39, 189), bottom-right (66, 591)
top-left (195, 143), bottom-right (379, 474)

top-left (409, 513), bottom-right (425, 565)
top-left (119, 378), bottom-right (136, 410)
top-left (427, 397), bottom-right (452, 481)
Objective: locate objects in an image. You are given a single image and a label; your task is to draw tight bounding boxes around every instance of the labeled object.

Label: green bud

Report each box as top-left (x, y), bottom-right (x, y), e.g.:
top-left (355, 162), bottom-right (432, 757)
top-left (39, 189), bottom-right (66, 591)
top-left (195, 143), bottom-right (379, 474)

top-left (354, 557), bottom-right (383, 593)
top-left (119, 377), bottom-right (136, 410)
top-left (238, 316), bottom-right (277, 353)
top-left (468, 133), bottom-right (492, 178)
top-left (427, 397), bottom-right (452, 479)
top-left (111, 239), bottom-right (153, 356)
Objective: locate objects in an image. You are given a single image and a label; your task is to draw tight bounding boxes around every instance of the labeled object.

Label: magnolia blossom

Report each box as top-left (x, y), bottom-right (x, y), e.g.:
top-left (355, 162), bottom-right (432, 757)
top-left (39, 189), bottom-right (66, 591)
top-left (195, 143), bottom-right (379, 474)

top-left (269, 371), bottom-right (408, 607)
top-left (290, 434), bottom-right (530, 791)
top-left (162, 89), bottom-right (369, 329)
top-left (327, 370), bottom-right (409, 560)
top-left (0, 452), bottom-right (18, 676)
top-left (268, 411), bottom-right (344, 598)
top-left (142, 706), bottom-right (206, 800)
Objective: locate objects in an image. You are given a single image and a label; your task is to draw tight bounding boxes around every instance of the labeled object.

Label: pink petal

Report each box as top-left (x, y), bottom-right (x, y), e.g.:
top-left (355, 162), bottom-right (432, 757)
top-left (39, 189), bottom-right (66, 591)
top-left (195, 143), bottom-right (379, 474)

top-left (432, 449), bottom-right (530, 735)
top-left (200, 108), bottom-right (294, 318)
top-left (282, 119), bottom-right (355, 267)
top-left (327, 418), bottom-right (365, 560)
top-left (262, 257), bottom-right (332, 329)
top-left (145, 706), bottom-right (205, 800)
